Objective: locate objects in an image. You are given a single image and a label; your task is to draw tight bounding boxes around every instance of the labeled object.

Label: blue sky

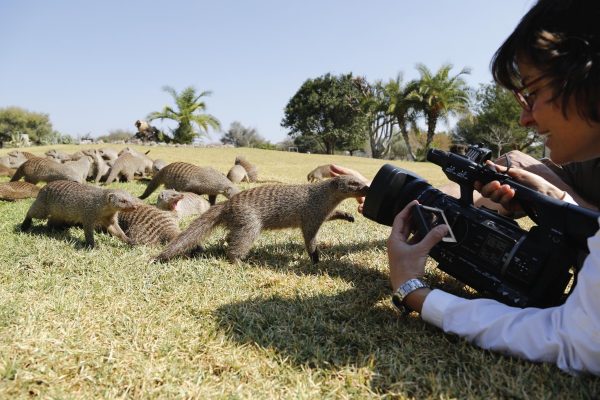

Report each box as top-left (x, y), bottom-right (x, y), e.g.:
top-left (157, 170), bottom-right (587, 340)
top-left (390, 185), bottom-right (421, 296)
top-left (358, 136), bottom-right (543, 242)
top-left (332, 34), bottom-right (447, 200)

top-left (0, 0), bottom-right (535, 143)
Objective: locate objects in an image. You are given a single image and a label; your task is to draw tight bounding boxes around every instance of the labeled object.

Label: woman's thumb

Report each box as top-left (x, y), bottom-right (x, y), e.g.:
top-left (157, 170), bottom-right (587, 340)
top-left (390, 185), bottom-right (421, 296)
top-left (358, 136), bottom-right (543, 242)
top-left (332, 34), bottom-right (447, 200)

top-left (417, 225), bottom-right (450, 251)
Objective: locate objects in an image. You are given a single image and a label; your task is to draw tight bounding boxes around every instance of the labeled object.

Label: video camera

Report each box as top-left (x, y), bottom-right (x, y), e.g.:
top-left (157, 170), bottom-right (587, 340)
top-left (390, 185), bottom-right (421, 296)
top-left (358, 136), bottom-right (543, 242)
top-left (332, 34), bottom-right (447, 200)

top-left (363, 145), bottom-right (600, 308)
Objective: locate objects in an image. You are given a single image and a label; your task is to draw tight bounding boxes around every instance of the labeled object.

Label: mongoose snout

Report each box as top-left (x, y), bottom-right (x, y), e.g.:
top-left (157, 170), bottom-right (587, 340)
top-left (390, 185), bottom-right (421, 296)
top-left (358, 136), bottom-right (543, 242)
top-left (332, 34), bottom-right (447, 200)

top-left (157, 191), bottom-right (185, 210)
top-left (156, 190), bottom-right (211, 219)
top-left (330, 176), bottom-right (369, 196)
top-left (108, 192), bottom-right (140, 212)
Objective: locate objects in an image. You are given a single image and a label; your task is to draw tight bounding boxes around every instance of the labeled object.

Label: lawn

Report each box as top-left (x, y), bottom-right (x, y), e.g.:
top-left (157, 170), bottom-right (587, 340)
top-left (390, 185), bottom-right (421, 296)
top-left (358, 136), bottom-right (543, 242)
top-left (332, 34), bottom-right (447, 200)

top-left (0, 145), bottom-right (598, 399)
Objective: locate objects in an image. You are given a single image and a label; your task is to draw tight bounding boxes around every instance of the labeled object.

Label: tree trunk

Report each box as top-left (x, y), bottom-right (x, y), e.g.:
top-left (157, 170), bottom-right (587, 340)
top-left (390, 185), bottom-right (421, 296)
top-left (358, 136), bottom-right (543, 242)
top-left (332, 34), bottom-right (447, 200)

top-left (423, 113), bottom-right (438, 160)
top-left (401, 125), bottom-right (416, 161)
top-left (324, 140), bottom-right (335, 155)
top-left (396, 116), bottom-right (415, 161)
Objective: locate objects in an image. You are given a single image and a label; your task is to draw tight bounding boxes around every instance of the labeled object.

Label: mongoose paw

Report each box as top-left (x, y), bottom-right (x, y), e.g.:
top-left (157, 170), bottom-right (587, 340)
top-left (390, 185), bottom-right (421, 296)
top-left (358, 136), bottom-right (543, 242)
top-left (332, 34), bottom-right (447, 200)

top-left (189, 245), bottom-right (205, 258)
top-left (310, 250), bottom-right (320, 264)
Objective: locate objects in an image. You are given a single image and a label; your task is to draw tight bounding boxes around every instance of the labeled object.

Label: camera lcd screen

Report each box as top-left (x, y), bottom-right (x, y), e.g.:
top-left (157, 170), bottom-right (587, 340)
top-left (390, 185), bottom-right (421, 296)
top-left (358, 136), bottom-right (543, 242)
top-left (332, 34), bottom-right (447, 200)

top-left (413, 205), bottom-right (457, 243)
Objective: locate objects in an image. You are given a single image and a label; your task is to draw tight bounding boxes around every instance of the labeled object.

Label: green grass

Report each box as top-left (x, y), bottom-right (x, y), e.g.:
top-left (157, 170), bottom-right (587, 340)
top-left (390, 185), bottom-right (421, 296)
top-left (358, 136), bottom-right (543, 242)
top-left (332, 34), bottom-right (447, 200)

top-left (0, 145), bottom-right (598, 399)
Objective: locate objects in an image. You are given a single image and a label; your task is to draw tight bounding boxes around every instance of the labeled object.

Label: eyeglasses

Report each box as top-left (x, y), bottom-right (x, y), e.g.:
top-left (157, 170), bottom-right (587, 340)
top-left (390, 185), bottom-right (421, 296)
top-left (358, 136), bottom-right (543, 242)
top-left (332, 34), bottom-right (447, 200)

top-left (512, 75), bottom-right (546, 112)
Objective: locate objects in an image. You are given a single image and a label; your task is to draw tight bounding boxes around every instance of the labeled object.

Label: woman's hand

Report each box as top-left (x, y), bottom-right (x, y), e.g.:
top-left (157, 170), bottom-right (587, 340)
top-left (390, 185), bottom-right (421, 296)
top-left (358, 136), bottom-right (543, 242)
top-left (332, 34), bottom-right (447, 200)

top-left (387, 200), bottom-right (449, 290)
top-left (329, 164), bottom-right (370, 213)
top-left (475, 161), bottom-right (567, 215)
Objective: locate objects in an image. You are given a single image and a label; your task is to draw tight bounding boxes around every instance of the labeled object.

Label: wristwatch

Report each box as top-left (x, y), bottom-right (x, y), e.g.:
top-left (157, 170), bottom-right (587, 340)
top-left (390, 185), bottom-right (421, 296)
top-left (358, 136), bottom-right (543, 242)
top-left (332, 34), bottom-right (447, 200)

top-left (392, 278), bottom-right (429, 313)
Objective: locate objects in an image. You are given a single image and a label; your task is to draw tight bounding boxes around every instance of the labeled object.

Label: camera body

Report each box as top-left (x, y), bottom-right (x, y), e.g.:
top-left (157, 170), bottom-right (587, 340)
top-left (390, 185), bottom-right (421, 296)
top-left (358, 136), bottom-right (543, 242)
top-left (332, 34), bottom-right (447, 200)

top-left (363, 145), bottom-right (600, 307)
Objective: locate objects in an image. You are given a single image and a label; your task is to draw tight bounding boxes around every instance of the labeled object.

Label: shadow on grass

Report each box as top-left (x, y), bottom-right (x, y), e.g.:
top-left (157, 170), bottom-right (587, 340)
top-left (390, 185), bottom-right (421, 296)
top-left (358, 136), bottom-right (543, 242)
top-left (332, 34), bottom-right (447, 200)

top-left (212, 256), bottom-right (600, 397)
top-left (189, 239), bottom-right (387, 270)
top-left (14, 223), bottom-right (101, 250)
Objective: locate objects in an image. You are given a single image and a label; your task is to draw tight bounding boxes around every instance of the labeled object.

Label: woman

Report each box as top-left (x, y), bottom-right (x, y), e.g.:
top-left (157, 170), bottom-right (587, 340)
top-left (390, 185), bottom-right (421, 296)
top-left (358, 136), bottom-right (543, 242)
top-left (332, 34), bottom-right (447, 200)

top-left (388, 0), bottom-right (600, 375)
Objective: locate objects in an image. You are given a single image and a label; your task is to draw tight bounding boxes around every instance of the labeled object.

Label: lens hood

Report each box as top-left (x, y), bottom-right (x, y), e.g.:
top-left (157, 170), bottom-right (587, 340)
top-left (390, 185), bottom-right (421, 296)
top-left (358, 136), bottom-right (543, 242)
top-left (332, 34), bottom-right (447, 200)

top-left (363, 164), bottom-right (429, 226)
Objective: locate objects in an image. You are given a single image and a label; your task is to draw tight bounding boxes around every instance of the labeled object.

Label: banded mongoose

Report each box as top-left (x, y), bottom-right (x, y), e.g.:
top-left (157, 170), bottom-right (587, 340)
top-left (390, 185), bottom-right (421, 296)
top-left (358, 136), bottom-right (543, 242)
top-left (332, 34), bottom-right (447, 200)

top-left (156, 190), bottom-right (211, 219)
top-left (0, 164), bottom-right (15, 178)
top-left (11, 158), bottom-right (83, 184)
top-left (8, 150), bottom-right (38, 160)
top-left (21, 180), bottom-right (139, 248)
top-left (0, 181), bottom-right (40, 201)
top-left (118, 203), bottom-right (181, 246)
top-left (104, 153), bottom-right (153, 184)
top-left (227, 164), bottom-right (249, 184)
top-left (98, 148), bottom-right (119, 162)
top-left (154, 175), bottom-right (369, 264)
top-left (118, 146), bottom-right (152, 160)
top-left (64, 156), bottom-right (92, 183)
top-left (307, 164), bottom-right (335, 182)
top-left (0, 156), bottom-right (11, 169)
top-left (5, 151), bottom-right (37, 168)
top-left (152, 159), bottom-right (168, 176)
top-left (139, 162), bottom-right (240, 205)
top-left (234, 156), bottom-right (258, 182)
top-left (45, 149), bottom-right (72, 162)
top-left (81, 149), bottom-right (111, 183)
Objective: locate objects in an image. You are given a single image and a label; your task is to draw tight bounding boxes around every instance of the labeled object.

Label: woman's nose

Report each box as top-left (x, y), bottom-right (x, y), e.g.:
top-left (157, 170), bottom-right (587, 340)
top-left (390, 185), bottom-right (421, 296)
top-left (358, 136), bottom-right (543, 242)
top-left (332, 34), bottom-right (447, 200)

top-left (519, 109), bottom-right (535, 127)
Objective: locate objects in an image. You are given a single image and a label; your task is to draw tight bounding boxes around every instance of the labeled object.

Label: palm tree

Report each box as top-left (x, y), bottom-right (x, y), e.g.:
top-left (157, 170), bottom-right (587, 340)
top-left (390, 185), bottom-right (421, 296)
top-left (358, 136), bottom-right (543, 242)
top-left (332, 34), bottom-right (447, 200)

top-left (413, 63), bottom-right (471, 159)
top-left (384, 74), bottom-right (421, 161)
top-left (147, 86), bottom-right (221, 144)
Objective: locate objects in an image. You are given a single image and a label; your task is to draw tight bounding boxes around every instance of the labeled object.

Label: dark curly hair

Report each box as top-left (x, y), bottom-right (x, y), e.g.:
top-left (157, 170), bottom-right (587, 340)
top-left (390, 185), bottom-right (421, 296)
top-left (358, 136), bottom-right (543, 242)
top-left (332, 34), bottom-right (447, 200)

top-left (491, 0), bottom-right (600, 122)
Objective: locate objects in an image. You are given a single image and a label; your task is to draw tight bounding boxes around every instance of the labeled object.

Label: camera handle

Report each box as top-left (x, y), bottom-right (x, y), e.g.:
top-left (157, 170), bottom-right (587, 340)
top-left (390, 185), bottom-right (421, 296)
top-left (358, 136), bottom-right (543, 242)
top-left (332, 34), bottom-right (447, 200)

top-left (427, 149), bottom-right (600, 253)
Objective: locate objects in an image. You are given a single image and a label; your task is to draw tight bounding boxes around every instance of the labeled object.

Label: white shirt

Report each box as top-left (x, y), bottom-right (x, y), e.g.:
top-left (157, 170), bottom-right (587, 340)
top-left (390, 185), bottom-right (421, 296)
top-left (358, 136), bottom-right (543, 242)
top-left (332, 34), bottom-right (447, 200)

top-left (421, 217), bottom-right (600, 375)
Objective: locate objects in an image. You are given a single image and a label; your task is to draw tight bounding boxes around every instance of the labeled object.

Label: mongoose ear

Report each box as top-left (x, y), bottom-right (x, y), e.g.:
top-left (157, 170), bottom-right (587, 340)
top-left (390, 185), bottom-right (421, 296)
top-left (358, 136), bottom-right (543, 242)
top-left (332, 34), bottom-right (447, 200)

top-left (107, 193), bottom-right (115, 202)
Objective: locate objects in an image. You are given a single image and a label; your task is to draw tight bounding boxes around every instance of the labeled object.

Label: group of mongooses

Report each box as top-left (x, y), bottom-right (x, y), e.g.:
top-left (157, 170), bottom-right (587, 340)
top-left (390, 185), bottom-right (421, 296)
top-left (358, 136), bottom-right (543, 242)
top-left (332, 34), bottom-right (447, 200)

top-left (4, 149), bottom-right (370, 262)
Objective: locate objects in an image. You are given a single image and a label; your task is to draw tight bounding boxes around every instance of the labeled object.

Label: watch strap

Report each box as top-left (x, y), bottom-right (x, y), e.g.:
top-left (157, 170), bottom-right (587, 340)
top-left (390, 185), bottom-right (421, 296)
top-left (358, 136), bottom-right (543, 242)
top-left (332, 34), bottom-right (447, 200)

top-left (392, 278), bottom-right (429, 313)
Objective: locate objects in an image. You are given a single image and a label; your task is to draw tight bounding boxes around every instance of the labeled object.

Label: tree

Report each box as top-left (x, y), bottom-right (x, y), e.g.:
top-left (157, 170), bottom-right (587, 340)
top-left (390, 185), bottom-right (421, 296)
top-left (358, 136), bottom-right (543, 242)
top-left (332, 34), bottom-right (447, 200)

top-left (452, 82), bottom-right (540, 155)
top-left (221, 121), bottom-right (267, 147)
top-left (482, 125), bottom-right (515, 158)
top-left (97, 129), bottom-right (135, 143)
top-left (0, 106), bottom-right (55, 144)
top-left (281, 73), bottom-right (368, 155)
top-left (349, 78), bottom-right (395, 159)
top-left (147, 86), bottom-right (221, 144)
top-left (384, 74), bottom-right (421, 161)
top-left (413, 64), bottom-right (471, 159)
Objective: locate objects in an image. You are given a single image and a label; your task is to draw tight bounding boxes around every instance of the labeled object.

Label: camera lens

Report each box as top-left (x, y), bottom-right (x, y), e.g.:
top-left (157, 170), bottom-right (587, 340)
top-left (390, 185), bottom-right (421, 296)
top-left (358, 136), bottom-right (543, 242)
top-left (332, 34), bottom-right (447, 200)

top-left (363, 164), bottom-right (433, 226)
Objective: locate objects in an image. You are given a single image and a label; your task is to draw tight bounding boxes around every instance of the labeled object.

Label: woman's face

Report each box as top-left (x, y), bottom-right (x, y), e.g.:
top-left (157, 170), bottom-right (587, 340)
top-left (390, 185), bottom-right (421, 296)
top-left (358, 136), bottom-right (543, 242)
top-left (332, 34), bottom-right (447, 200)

top-left (517, 61), bottom-right (600, 164)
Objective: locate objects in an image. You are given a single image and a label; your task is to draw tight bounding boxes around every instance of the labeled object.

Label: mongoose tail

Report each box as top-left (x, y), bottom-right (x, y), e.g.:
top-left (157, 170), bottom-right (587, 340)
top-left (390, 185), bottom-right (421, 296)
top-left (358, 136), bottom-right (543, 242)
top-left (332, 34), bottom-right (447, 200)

top-left (154, 203), bottom-right (225, 262)
top-left (9, 165), bottom-right (24, 182)
top-left (139, 168), bottom-right (165, 199)
top-left (326, 209), bottom-right (355, 223)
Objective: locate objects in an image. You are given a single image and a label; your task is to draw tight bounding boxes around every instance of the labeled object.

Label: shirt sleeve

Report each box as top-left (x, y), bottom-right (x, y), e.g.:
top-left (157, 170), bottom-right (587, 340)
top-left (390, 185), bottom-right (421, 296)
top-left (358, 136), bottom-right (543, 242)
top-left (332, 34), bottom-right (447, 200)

top-left (421, 222), bottom-right (600, 375)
